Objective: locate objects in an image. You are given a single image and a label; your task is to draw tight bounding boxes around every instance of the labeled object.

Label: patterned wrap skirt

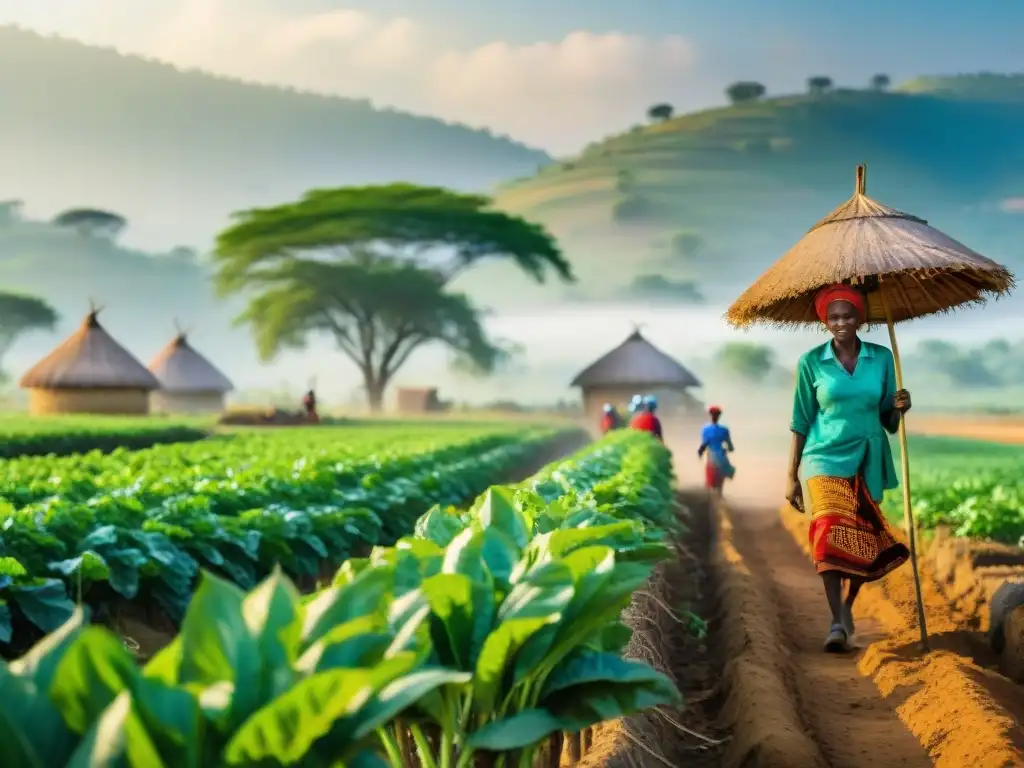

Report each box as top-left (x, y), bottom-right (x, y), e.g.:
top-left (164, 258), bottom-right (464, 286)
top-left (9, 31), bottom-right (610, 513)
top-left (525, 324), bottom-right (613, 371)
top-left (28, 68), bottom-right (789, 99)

top-left (806, 475), bottom-right (909, 581)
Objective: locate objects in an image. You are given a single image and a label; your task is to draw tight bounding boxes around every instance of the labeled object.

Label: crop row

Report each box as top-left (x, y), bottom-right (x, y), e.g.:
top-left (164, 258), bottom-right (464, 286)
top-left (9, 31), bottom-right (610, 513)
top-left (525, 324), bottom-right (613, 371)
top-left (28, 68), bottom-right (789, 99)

top-left (0, 414), bottom-right (212, 458)
top-left (0, 429), bottom-right (678, 767)
top-left (0, 424), bottom-right (576, 648)
top-left (881, 436), bottom-right (1024, 544)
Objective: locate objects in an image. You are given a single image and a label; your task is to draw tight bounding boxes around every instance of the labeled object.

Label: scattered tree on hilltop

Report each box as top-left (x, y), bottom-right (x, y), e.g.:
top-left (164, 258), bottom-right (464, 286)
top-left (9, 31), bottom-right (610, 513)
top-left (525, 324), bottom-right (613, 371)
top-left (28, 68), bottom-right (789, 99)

top-left (617, 274), bottom-right (704, 304)
top-left (52, 208), bottom-right (127, 239)
top-left (647, 103), bottom-right (674, 121)
top-left (0, 292), bottom-right (58, 381)
top-left (807, 76), bottom-right (834, 96)
top-left (870, 74), bottom-right (891, 91)
top-left (714, 341), bottom-right (775, 383)
top-left (213, 184), bottom-right (572, 411)
top-left (725, 81), bottom-right (767, 104)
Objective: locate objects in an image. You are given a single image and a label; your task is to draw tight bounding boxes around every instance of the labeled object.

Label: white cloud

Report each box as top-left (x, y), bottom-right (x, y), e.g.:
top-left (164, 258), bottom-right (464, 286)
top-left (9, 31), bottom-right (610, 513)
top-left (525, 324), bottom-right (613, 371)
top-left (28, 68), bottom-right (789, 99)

top-left (1, 0), bottom-right (698, 153)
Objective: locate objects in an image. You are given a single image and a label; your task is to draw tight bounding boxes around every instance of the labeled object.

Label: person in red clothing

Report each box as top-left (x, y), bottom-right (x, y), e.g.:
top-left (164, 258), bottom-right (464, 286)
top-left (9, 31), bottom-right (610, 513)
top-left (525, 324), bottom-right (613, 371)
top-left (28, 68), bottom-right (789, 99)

top-left (301, 389), bottom-right (320, 423)
top-left (599, 403), bottom-right (623, 434)
top-left (630, 395), bottom-right (663, 442)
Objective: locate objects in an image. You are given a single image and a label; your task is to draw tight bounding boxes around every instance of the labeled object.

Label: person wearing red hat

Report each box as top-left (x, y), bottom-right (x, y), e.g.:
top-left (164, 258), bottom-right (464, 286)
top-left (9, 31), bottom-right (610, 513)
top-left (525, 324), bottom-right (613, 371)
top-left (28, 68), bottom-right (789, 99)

top-left (786, 283), bottom-right (911, 654)
top-left (698, 405), bottom-right (734, 496)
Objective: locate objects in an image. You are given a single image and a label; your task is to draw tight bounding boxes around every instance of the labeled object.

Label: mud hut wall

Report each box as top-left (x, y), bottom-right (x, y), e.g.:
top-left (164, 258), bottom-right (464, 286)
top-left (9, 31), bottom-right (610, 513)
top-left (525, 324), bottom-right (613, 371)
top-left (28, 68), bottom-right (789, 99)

top-left (396, 387), bottom-right (442, 413)
top-left (150, 390), bottom-right (226, 414)
top-left (28, 388), bottom-right (151, 415)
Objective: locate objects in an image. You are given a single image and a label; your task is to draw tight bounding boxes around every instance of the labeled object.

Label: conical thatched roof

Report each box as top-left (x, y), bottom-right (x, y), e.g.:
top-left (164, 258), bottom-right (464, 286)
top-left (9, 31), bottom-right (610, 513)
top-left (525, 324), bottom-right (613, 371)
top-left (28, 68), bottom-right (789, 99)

top-left (148, 332), bottom-right (233, 393)
top-left (571, 330), bottom-right (701, 388)
top-left (726, 165), bottom-right (1015, 327)
top-left (20, 310), bottom-right (159, 390)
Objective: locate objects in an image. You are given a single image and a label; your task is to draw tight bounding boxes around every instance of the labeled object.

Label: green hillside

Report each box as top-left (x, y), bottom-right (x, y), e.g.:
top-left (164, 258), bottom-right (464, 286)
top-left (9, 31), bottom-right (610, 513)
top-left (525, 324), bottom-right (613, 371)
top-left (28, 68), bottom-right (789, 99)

top-left (0, 26), bottom-right (556, 376)
top-left (0, 26), bottom-right (550, 249)
top-left (483, 78), bottom-right (1024, 307)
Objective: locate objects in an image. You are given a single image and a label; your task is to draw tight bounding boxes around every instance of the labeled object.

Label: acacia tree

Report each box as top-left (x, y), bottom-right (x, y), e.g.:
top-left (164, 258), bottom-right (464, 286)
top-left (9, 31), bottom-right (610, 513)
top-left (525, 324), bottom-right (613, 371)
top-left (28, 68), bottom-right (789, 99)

top-left (647, 103), bottom-right (674, 121)
top-left (0, 293), bottom-right (59, 380)
top-left (213, 184), bottom-right (572, 410)
top-left (52, 208), bottom-right (127, 239)
top-left (807, 76), bottom-right (834, 96)
top-left (870, 73), bottom-right (891, 91)
top-left (724, 81), bottom-right (766, 104)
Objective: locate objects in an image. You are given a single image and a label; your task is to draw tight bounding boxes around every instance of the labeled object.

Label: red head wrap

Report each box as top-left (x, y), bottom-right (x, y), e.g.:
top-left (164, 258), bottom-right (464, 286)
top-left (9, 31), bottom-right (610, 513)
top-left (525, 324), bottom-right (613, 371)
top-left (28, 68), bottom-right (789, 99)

top-left (813, 284), bottom-right (865, 323)
top-left (708, 405), bottom-right (722, 415)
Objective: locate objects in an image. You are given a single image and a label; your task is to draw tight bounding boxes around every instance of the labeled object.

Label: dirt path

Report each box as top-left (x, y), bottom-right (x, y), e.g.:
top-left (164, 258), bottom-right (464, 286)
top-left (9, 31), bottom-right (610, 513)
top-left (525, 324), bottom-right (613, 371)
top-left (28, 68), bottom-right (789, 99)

top-left (728, 503), bottom-right (931, 767)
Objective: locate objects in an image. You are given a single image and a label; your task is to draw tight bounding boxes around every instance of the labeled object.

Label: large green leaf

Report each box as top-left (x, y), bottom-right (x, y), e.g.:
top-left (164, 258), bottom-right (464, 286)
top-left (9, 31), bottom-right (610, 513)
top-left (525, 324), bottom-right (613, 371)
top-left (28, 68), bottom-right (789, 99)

top-left (242, 567), bottom-right (302, 702)
top-left (473, 561), bottom-right (574, 711)
top-left (466, 708), bottom-right (565, 751)
top-left (473, 487), bottom-right (531, 550)
top-left (420, 573), bottom-right (494, 671)
top-left (10, 579), bottom-right (76, 633)
top-left (65, 692), bottom-right (166, 768)
top-left (50, 627), bottom-right (140, 734)
top-left (0, 664), bottom-right (47, 768)
top-left (5, 609), bottom-right (87, 766)
top-left (350, 668), bottom-right (471, 739)
top-left (302, 566), bottom-right (396, 647)
top-left (540, 650), bottom-right (672, 699)
top-left (130, 676), bottom-right (204, 768)
top-left (222, 669), bottom-right (376, 766)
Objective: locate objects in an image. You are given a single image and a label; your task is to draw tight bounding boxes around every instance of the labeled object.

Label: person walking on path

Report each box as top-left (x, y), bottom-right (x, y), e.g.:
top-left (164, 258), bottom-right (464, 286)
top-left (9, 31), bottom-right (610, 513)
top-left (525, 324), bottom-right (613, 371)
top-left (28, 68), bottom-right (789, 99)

top-left (698, 405), bottom-right (735, 498)
top-left (785, 284), bottom-right (912, 653)
top-left (599, 403), bottom-right (623, 434)
top-left (630, 395), bottom-right (663, 442)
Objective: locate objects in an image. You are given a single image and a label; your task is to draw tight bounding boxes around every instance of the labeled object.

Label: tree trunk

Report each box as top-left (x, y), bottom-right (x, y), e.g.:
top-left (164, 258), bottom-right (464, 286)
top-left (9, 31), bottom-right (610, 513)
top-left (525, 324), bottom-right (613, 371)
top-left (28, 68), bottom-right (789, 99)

top-left (364, 372), bottom-right (387, 413)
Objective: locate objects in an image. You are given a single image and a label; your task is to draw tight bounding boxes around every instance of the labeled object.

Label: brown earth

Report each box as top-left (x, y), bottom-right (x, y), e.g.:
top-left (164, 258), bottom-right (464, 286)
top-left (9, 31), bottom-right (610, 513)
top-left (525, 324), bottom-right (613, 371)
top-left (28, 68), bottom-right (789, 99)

top-left (909, 414), bottom-right (1024, 445)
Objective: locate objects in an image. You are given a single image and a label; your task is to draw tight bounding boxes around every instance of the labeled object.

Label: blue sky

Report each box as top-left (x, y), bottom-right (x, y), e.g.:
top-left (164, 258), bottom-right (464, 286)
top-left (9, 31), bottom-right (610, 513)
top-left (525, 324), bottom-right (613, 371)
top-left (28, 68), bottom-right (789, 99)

top-left (1, 0), bottom-right (1022, 151)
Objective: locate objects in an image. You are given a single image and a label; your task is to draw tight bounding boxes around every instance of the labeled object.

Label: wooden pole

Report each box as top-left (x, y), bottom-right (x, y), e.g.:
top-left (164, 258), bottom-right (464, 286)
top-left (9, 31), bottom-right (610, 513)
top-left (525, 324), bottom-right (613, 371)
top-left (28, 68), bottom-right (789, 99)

top-left (880, 291), bottom-right (930, 651)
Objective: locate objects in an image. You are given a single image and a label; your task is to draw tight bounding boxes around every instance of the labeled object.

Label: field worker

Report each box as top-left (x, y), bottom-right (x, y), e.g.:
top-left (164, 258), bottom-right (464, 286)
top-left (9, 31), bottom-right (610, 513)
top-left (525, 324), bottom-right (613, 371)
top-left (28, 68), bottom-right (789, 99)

top-left (628, 394), bottom-right (643, 415)
top-left (786, 283), bottom-right (911, 653)
top-left (629, 395), bottom-right (663, 442)
top-left (599, 403), bottom-right (623, 434)
top-left (302, 388), bottom-right (319, 423)
top-left (697, 405), bottom-right (735, 496)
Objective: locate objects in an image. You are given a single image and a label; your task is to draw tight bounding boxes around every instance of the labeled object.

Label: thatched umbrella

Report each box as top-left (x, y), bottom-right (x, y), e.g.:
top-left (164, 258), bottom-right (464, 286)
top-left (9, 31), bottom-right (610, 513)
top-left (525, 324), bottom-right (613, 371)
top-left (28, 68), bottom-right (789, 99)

top-left (726, 164), bottom-right (1015, 650)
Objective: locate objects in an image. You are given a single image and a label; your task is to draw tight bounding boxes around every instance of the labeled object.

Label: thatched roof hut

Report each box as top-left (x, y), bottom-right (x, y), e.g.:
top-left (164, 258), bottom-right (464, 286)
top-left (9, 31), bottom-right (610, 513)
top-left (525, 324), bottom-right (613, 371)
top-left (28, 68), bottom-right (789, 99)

top-left (20, 309), bottom-right (159, 414)
top-left (570, 329), bottom-right (701, 421)
top-left (148, 331), bottom-right (233, 414)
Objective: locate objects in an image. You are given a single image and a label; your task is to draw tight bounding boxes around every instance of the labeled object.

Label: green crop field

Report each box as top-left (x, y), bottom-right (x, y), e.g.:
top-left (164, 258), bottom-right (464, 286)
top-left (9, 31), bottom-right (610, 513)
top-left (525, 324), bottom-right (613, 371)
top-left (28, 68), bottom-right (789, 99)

top-left (0, 426), bottom-right (683, 766)
top-left (882, 436), bottom-right (1024, 544)
top-left (0, 413), bottom-right (216, 457)
top-left (0, 422), bottom-right (582, 651)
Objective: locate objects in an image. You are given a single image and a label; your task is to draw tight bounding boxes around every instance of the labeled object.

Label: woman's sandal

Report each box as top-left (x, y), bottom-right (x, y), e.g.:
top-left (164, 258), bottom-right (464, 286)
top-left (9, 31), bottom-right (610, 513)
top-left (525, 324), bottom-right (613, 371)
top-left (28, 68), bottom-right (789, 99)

top-left (824, 623), bottom-right (850, 653)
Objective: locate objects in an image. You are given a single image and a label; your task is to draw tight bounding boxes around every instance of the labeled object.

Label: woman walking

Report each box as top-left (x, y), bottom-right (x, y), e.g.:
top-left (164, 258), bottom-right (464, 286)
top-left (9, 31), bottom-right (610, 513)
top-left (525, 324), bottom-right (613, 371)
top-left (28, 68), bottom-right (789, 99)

top-left (785, 284), bottom-right (912, 653)
top-left (698, 405), bottom-right (735, 498)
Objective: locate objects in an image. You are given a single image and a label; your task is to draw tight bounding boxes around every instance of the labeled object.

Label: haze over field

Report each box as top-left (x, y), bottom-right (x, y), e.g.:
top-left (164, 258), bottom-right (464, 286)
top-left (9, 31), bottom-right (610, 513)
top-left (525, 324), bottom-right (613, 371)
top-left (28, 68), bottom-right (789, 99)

top-left (1, 0), bottom-right (1023, 408)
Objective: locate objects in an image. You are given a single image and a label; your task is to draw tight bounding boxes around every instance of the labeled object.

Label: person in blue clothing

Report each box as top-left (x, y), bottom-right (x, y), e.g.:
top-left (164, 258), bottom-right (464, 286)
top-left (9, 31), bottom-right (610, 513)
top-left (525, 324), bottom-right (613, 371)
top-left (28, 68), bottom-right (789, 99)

top-left (698, 405), bottom-right (735, 496)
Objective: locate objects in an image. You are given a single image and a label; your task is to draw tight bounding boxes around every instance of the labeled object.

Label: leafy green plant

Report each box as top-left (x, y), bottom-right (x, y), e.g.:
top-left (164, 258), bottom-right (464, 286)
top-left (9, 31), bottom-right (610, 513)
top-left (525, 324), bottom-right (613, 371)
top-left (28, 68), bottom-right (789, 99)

top-left (0, 425), bottom-right (575, 649)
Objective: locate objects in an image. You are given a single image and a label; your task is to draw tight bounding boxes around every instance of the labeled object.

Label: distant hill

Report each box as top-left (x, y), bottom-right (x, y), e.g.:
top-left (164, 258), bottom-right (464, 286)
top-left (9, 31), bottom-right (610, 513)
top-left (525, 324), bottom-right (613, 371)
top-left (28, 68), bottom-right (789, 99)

top-left (0, 25), bottom-right (550, 249)
top-left (481, 77), bottom-right (1024, 308)
top-left (0, 26), bottom-right (556, 383)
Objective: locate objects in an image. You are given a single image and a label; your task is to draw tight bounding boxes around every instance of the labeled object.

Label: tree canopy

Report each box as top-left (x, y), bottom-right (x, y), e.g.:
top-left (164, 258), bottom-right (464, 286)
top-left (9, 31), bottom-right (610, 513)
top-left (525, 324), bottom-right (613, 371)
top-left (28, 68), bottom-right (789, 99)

top-left (52, 208), bottom-right (127, 239)
top-left (213, 184), bottom-right (571, 410)
top-left (714, 341), bottom-right (775, 383)
top-left (807, 76), bottom-right (834, 96)
top-left (0, 292), bottom-right (58, 379)
top-left (870, 74), bottom-right (891, 91)
top-left (214, 184), bottom-right (571, 294)
top-left (647, 103), bottom-right (674, 121)
top-left (724, 82), bottom-right (766, 104)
